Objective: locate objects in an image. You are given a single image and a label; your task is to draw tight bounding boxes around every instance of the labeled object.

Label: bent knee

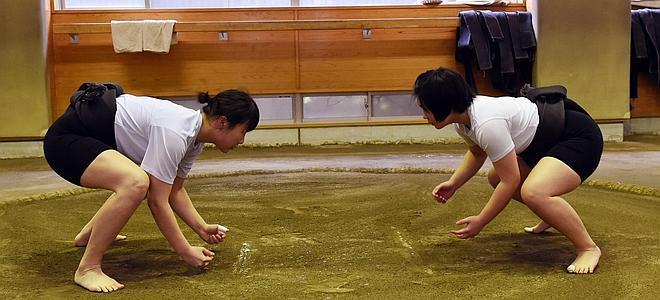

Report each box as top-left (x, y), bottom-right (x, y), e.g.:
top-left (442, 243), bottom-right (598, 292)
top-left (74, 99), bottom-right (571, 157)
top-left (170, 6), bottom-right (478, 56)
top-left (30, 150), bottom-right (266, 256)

top-left (118, 171), bottom-right (149, 200)
top-left (520, 186), bottom-right (547, 206)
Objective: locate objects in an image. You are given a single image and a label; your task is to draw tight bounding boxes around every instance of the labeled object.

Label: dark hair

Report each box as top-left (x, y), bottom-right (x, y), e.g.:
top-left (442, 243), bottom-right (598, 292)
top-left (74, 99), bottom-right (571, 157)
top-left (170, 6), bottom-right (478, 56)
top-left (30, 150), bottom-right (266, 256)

top-left (197, 89), bottom-right (259, 131)
top-left (413, 67), bottom-right (475, 122)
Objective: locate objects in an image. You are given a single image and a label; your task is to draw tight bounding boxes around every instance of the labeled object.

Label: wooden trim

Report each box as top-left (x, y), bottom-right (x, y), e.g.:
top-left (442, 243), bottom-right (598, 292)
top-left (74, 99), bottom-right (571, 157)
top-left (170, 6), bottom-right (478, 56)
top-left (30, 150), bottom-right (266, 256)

top-left (593, 118), bottom-right (629, 124)
top-left (0, 136), bottom-right (45, 142)
top-left (258, 119), bottom-right (428, 129)
top-left (51, 4), bottom-right (525, 14)
top-left (146, 87), bottom-right (420, 98)
top-left (257, 118), bottom-right (628, 130)
top-left (53, 17), bottom-right (459, 34)
top-left (0, 118), bottom-right (628, 141)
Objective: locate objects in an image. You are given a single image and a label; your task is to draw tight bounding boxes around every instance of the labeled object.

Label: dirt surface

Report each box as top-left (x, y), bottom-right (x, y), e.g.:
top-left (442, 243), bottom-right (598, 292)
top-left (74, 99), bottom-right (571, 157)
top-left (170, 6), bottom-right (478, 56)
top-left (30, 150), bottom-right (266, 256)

top-left (0, 172), bottom-right (658, 298)
top-left (2, 137), bottom-right (660, 204)
top-left (0, 136), bottom-right (659, 297)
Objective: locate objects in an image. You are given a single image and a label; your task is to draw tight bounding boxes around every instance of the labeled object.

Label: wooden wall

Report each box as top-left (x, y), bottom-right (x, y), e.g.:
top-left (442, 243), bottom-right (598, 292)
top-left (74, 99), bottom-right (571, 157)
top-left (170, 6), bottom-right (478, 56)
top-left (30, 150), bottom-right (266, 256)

top-left (632, 72), bottom-right (660, 118)
top-left (50, 5), bottom-right (523, 119)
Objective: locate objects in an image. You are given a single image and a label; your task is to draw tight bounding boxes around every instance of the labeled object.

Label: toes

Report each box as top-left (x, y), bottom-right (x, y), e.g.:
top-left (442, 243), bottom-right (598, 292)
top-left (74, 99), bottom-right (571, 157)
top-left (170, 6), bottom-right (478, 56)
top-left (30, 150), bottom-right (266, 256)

top-left (566, 264), bottom-right (576, 273)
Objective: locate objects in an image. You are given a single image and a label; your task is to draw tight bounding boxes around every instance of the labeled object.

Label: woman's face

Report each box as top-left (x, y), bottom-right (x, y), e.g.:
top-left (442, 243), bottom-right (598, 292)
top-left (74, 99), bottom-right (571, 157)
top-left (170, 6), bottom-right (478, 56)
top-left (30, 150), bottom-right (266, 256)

top-left (210, 117), bottom-right (248, 153)
top-left (418, 100), bottom-right (450, 129)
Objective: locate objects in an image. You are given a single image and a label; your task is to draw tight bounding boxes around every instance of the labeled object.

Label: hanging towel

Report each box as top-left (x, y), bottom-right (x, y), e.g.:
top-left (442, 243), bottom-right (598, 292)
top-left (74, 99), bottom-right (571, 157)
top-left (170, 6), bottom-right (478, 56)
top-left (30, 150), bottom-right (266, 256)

top-left (142, 20), bottom-right (177, 53)
top-left (111, 20), bottom-right (143, 53)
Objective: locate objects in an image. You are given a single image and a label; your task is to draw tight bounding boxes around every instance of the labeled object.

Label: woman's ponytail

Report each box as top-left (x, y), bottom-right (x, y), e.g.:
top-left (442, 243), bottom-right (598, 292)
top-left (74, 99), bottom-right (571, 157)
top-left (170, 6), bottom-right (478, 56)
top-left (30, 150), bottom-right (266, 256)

top-left (197, 89), bottom-right (260, 131)
top-left (197, 92), bottom-right (211, 104)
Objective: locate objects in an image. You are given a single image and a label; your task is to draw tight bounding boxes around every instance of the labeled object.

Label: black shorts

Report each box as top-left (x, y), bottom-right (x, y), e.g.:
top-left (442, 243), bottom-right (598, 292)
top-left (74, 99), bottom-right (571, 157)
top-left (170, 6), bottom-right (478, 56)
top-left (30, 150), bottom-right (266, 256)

top-left (43, 101), bottom-right (117, 186)
top-left (520, 110), bottom-right (603, 182)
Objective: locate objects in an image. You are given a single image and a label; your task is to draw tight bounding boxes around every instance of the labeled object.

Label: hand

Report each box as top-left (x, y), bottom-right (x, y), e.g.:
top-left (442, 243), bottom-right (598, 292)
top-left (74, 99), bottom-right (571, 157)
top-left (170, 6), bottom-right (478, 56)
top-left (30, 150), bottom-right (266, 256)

top-left (200, 224), bottom-right (226, 244)
top-left (451, 215), bottom-right (485, 239)
top-left (180, 246), bottom-right (215, 268)
top-left (432, 181), bottom-right (457, 203)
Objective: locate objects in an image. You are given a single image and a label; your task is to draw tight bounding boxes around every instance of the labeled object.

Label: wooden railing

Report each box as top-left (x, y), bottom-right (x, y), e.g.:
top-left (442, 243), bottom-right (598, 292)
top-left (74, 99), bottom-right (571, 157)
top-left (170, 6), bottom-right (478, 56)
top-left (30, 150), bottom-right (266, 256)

top-left (52, 17), bottom-right (459, 34)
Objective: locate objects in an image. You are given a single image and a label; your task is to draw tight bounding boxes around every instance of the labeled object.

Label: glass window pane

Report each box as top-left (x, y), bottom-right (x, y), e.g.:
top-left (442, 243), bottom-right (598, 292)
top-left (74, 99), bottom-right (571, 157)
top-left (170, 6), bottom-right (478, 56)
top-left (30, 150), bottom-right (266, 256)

top-left (254, 96), bottom-right (294, 121)
top-left (372, 93), bottom-right (422, 117)
top-left (149, 0), bottom-right (290, 8)
top-left (303, 95), bottom-right (367, 120)
top-left (300, 0), bottom-right (417, 7)
top-left (150, 0), bottom-right (228, 8)
top-left (63, 0), bottom-right (145, 9)
top-left (228, 0), bottom-right (291, 7)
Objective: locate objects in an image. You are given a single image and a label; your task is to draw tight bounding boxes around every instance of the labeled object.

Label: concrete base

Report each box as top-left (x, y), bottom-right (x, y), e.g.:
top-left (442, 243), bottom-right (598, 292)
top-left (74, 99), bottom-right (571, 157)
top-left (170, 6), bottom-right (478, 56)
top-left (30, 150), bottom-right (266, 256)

top-left (624, 117), bottom-right (660, 135)
top-left (298, 125), bottom-right (460, 146)
top-left (245, 123), bottom-right (624, 146)
top-left (600, 122), bottom-right (624, 142)
top-left (0, 141), bottom-right (44, 159)
top-left (243, 125), bottom-right (461, 147)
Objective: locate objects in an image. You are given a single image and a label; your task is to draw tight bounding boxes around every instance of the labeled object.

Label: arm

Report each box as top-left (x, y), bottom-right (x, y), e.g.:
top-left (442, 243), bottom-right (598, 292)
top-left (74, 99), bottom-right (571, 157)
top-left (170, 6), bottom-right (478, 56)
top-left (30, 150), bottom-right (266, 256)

top-left (433, 145), bottom-right (488, 202)
top-left (477, 149), bottom-right (520, 225)
top-left (448, 145), bottom-right (488, 189)
top-left (147, 175), bottom-right (214, 267)
top-left (169, 176), bottom-right (225, 244)
top-left (451, 149), bottom-right (520, 239)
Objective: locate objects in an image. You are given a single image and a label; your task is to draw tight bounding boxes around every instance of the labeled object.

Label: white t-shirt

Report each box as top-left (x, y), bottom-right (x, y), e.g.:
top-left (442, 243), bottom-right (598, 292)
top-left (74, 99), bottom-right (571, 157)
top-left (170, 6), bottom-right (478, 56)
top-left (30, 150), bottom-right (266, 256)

top-left (114, 94), bottom-right (204, 184)
top-left (454, 95), bottom-right (539, 162)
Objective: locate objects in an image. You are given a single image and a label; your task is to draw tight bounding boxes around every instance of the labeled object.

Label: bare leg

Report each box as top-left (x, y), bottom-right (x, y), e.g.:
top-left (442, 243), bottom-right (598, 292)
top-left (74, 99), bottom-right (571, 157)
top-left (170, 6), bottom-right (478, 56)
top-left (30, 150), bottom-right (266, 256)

top-left (521, 157), bottom-right (601, 274)
top-left (74, 206), bottom-right (127, 247)
top-left (74, 150), bottom-right (149, 292)
top-left (487, 157), bottom-right (548, 232)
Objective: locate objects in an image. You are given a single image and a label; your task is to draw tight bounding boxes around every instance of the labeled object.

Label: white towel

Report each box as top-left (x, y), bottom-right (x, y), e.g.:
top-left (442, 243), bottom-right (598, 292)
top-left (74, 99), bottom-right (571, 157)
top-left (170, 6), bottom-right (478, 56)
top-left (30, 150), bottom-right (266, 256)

top-left (142, 20), bottom-right (177, 53)
top-left (111, 20), bottom-right (143, 53)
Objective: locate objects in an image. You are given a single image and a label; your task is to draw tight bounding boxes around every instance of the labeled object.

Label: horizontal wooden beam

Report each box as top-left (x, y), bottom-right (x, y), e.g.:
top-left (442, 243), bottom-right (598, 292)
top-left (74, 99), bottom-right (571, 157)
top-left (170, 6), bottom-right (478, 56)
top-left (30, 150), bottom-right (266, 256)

top-left (259, 119), bottom-right (428, 129)
top-left (52, 17), bottom-right (459, 34)
top-left (252, 118), bottom-right (630, 130)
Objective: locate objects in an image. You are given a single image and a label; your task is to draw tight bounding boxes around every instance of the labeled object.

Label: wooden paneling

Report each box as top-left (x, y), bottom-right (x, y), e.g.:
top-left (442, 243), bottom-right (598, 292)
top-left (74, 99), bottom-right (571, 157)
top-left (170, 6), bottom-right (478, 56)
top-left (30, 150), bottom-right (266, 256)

top-left (50, 5), bottom-right (524, 119)
top-left (632, 72), bottom-right (660, 118)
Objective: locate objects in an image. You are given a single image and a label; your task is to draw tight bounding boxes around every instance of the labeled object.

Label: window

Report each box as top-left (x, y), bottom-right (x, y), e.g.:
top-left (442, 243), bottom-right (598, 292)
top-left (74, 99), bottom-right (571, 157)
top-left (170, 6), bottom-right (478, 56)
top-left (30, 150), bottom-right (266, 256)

top-left (57, 0), bottom-right (421, 9)
top-left (299, 0), bottom-right (417, 7)
top-left (134, 93), bottom-right (421, 126)
top-left (61, 0), bottom-right (145, 9)
top-left (58, 0), bottom-right (523, 9)
top-left (303, 94), bottom-right (368, 121)
top-left (150, 0), bottom-right (291, 8)
top-left (254, 95), bottom-right (294, 123)
top-left (371, 93), bottom-right (422, 118)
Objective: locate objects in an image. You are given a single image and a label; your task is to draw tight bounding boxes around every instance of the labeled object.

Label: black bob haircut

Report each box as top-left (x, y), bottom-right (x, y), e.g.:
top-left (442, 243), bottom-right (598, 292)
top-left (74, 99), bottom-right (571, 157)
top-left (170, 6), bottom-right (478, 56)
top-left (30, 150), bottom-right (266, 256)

top-left (197, 89), bottom-right (260, 132)
top-left (413, 67), bottom-right (475, 122)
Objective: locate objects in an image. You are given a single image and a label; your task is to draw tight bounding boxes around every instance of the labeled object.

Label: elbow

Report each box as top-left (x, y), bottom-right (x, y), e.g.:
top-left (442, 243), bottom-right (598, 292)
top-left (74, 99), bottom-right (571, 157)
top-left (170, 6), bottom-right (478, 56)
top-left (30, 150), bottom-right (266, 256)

top-left (147, 195), bottom-right (168, 211)
top-left (504, 175), bottom-right (521, 190)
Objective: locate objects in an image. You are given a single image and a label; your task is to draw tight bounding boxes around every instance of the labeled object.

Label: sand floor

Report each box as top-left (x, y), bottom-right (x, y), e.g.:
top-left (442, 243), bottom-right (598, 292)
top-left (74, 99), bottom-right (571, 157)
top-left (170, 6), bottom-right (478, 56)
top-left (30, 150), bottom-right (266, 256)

top-left (0, 136), bottom-right (659, 298)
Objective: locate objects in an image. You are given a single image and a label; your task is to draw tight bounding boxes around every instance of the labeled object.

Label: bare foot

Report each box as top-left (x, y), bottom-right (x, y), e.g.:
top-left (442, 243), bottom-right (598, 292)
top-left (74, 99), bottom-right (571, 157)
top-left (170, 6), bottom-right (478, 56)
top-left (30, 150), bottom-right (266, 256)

top-left (74, 233), bottom-right (127, 247)
top-left (74, 265), bottom-right (124, 293)
top-left (524, 221), bottom-right (551, 234)
top-left (567, 246), bottom-right (601, 274)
